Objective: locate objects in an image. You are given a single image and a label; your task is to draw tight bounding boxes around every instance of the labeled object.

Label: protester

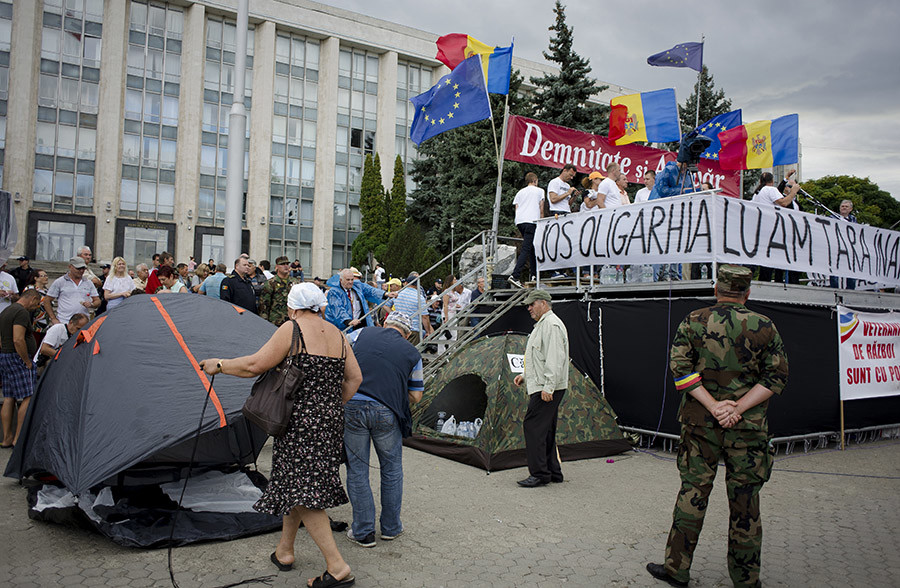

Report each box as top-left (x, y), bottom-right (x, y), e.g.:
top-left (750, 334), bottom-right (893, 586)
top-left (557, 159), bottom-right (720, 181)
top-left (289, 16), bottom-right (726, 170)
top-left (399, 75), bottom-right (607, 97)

top-left (247, 259), bottom-right (267, 302)
top-left (647, 265), bottom-right (788, 588)
top-left (290, 259), bottom-right (304, 280)
top-left (24, 270), bottom-right (51, 342)
top-left (511, 289), bottom-right (569, 487)
top-left (0, 289), bottom-right (43, 447)
top-left (547, 164), bottom-right (577, 215)
top-left (596, 163), bottom-right (624, 209)
top-left (34, 313), bottom-right (89, 369)
top-left (42, 257), bottom-right (100, 325)
top-left (220, 257), bottom-right (258, 312)
top-left (313, 276), bottom-right (327, 293)
top-left (259, 256), bottom-right (300, 326)
top-left (200, 283), bottom-right (362, 588)
top-left (392, 274), bottom-right (433, 345)
top-left (830, 198), bottom-right (858, 290)
top-left (324, 268), bottom-right (396, 331)
top-left (200, 263), bottom-right (227, 299)
top-left (76, 246), bottom-right (103, 290)
top-left (176, 263), bottom-right (193, 291)
top-left (156, 265), bottom-right (187, 293)
top-left (753, 172), bottom-right (801, 284)
top-left (9, 256), bottom-right (35, 292)
top-left (578, 171), bottom-right (603, 212)
top-left (616, 175), bottom-right (632, 205)
top-left (0, 263), bottom-right (19, 313)
top-left (438, 276), bottom-right (470, 354)
top-left (145, 251), bottom-right (174, 294)
top-left (191, 263), bottom-right (210, 293)
top-left (258, 260), bottom-right (273, 280)
top-left (634, 170), bottom-right (655, 203)
top-left (510, 172), bottom-right (545, 287)
top-left (344, 310), bottom-right (423, 548)
top-left (103, 257), bottom-right (136, 311)
top-left (133, 263), bottom-right (150, 292)
top-left (469, 276), bottom-right (488, 327)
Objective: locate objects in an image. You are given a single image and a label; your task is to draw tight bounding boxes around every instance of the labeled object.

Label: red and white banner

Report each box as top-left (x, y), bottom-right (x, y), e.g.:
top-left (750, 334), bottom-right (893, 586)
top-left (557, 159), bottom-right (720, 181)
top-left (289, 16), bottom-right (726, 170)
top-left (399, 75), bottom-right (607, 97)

top-left (503, 115), bottom-right (742, 197)
top-left (837, 305), bottom-right (900, 401)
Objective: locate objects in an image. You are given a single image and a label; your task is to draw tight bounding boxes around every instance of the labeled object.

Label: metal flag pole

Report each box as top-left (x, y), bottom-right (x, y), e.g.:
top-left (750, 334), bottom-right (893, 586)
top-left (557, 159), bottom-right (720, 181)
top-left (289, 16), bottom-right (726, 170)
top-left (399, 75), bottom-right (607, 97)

top-left (224, 0), bottom-right (249, 266)
top-left (694, 34), bottom-right (705, 129)
top-left (489, 98), bottom-right (511, 259)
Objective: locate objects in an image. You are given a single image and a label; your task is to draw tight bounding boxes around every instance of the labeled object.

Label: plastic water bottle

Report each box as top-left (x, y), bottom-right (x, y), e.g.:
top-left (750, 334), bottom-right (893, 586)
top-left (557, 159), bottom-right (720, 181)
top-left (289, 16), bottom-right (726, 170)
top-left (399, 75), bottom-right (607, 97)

top-left (435, 411), bottom-right (447, 432)
top-left (642, 265), bottom-right (654, 283)
top-left (615, 266), bottom-right (623, 284)
top-left (625, 266), bottom-right (634, 283)
top-left (700, 264), bottom-right (708, 280)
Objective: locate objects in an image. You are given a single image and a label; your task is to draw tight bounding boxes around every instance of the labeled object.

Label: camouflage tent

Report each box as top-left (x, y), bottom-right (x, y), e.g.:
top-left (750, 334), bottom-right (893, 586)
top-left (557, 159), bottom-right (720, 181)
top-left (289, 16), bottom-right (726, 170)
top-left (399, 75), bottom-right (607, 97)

top-left (404, 333), bottom-right (631, 470)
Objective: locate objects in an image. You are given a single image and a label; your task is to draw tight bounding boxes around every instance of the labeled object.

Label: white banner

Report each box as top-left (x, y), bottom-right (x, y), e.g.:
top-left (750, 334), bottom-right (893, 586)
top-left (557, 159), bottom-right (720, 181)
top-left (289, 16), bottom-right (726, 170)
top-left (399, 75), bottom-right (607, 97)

top-left (534, 194), bottom-right (900, 286)
top-left (837, 305), bottom-right (900, 401)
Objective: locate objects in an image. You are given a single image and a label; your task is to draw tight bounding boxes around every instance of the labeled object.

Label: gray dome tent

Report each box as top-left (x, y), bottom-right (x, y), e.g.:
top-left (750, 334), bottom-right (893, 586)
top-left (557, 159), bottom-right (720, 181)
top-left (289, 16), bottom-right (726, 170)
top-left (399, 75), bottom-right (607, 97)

top-left (4, 294), bottom-right (281, 547)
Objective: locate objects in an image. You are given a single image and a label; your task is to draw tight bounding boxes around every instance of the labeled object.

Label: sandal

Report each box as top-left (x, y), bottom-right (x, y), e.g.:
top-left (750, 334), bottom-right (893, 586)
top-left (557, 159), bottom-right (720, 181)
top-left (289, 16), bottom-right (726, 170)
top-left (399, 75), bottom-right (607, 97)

top-left (309, 570), bottom-right (355, 588)
top-left (270, 551), bottom-right (294, 572)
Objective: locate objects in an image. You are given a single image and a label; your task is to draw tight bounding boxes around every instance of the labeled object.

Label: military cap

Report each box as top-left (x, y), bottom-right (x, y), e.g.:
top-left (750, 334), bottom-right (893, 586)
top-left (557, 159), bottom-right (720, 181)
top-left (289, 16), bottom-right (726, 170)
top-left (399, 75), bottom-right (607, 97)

top-left (522, 289), bottom-right (552, 305)
top-left (275, 256), bottom-right (290, 265)
top-left (716, 264), bottom-right (752, 294)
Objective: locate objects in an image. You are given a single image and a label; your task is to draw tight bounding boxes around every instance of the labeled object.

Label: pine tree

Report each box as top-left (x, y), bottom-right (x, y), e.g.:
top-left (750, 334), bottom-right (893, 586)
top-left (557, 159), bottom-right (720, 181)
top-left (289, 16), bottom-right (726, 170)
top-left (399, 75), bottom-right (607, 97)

top-left (388, 155), bottom-right (407, 237)
top-left (526, 0), bottom-right (609, 134)
top-left (679, 65), bottom-right (732, 132)
top-left (353, 153), bottom-right (389, 267)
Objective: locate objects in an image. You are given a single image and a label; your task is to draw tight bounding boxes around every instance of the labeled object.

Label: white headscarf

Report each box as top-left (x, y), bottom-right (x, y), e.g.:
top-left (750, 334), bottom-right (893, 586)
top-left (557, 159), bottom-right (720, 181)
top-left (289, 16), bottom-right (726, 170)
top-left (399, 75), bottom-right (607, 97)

top-left (287, 282), bottom-right (327, 312)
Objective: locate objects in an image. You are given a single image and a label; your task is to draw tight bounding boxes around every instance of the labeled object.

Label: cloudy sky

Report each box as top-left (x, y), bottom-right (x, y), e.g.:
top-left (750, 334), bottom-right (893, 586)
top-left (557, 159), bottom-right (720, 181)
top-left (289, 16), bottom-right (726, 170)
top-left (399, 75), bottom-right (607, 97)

top-left (324, 0), bottom-right (900, 199)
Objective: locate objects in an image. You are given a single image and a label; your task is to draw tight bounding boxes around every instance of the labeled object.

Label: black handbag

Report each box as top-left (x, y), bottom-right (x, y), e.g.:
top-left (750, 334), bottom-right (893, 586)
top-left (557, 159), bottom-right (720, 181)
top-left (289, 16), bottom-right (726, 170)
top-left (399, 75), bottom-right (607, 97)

top-left (242, 320), bottom-right (305, 436)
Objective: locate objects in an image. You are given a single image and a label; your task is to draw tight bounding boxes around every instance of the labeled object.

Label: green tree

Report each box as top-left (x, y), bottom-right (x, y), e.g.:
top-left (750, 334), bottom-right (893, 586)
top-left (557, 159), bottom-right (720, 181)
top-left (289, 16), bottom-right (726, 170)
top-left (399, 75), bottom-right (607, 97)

top-left (352, 153), bottom-right (389, 267)
top-left (797, 175), bottom-right (899, 228)
top-left (380, 221), bottom-right (447, 280)
top-left (679, 65), bottom-right (732, 133)
top-left (526, 1), bottom-right (609, 135)
top-left (387, 155), bottom-right (407, 237)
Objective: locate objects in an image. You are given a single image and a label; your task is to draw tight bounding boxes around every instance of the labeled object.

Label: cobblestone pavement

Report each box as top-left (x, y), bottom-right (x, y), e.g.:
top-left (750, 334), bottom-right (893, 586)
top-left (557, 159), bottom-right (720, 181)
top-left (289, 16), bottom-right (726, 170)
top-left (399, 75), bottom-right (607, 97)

top-left (2, 437), bottom-right (899, 587)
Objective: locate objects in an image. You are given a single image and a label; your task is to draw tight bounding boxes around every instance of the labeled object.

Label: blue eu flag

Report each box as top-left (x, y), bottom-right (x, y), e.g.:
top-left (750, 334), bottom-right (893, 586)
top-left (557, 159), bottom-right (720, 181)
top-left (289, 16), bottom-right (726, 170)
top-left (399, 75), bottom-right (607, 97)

top-left (647, 42), bottom-right (704, 72)
top-left (694, 109), bottom-right (742, 160)
top-left (409, 55), bottom-right (492, 145)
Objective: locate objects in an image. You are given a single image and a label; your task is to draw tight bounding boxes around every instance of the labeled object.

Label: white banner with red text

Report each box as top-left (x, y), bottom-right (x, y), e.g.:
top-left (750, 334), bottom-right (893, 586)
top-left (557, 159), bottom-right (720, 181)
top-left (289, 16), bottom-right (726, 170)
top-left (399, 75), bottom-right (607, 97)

top-left (502, 115), bottom-right (742, 197)
top-left (837, 306), bottom-right (900, 400)
top-left (534, 194), bottom-right (900, 287)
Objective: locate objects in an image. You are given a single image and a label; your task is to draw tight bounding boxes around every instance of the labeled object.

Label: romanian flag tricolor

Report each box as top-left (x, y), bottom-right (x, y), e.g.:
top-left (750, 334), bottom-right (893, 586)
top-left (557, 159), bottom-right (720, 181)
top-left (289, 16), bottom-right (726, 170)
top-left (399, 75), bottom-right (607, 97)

top-left (673, 372), bottom-right (702, 391)
top-left (717, 114), bottom-right (799, 170)
top-left (435, 33), bottom-right (512, 95)
top-left (608, 88), bottom-right (680, 146)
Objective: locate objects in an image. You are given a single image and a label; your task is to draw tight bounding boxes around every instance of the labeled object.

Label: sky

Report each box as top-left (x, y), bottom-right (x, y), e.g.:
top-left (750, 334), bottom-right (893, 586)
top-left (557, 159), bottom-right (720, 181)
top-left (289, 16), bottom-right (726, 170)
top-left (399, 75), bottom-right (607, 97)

top-left (323, 0), bottom-right (900, 199)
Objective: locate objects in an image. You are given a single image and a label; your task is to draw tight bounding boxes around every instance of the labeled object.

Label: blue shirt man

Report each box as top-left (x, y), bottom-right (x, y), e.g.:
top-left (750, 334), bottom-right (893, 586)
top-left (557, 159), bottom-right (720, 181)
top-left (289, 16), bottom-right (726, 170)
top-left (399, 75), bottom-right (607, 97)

top-left (324, 268), bottom-right (394, 331)
top-left (649, 160), bottom-right (696, 200)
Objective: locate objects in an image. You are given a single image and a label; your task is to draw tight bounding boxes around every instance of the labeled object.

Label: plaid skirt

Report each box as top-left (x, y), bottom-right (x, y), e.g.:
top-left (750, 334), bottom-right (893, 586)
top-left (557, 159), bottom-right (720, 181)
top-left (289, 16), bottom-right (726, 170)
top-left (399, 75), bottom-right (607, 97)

top-left (0, 353), bottom-right (36, 400)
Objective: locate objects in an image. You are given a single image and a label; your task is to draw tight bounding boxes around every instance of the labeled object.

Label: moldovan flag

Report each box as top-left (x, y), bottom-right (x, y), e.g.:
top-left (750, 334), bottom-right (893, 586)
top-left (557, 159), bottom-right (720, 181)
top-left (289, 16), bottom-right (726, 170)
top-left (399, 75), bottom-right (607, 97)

top-left (435, 33), bottom-right (513, 94)
top-left (609, 88), bottom-right (680, 146)
top-left (717, 114), bottom-right (799, 170)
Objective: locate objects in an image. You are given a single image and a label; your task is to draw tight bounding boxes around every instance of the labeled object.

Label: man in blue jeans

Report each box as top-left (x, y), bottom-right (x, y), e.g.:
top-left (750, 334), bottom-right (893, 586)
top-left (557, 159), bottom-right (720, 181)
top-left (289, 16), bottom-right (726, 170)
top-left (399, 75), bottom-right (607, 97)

top-left (344, 311), bottom-right (424, 548)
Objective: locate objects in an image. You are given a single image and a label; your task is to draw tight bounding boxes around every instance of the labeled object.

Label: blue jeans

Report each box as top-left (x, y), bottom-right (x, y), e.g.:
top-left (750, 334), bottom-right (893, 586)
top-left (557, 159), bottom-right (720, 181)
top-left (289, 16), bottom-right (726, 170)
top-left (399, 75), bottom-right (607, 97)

top-left (344, 400), bottom-right (404, 538)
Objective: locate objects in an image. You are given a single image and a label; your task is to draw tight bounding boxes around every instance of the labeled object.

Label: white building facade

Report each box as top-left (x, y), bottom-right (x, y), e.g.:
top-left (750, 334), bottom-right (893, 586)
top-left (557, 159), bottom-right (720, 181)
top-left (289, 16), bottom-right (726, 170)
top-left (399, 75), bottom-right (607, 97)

top-left (1, 0), bottom-right (633, 277)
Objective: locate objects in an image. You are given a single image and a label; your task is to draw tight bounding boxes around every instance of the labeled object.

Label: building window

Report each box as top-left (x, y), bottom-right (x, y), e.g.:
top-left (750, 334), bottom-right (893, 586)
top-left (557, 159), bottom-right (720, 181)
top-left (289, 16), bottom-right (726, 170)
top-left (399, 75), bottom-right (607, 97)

top-left (333, 48), bottom-right (378, 272)
top-left (36, 219), bottom-right (87, 261)
top-left (123, 225), bottom-right (169, 268)
top-left (32, 1), bottom-right (101, 213)
top-left (396, 61), bottom-right (432, 193)
top-left (121, 1), bottom-right (182, 221)
top-left (199, 15), bottom-right (254, 228)
top-left (0, 0), bottom-right (11, 180)
top-left (268, 32), bottom-right (318, 268)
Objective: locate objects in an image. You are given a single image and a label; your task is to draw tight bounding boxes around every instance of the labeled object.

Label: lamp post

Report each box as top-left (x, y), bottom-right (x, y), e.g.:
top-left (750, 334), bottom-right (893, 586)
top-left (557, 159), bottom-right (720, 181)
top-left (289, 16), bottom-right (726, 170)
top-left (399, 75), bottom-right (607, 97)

top-left (450, 219), bottom-right (455, 276)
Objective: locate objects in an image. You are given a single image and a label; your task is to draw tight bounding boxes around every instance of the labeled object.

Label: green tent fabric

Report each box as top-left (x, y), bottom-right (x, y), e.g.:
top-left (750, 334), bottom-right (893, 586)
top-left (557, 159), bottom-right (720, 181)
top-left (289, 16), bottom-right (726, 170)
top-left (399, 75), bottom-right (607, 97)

top-left (404, 333), bottom-right (631, 470)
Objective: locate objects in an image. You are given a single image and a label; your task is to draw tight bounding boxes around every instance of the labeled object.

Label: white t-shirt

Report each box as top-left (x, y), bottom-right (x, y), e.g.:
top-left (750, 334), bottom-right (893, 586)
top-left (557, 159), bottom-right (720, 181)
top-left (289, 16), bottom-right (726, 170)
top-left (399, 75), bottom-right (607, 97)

top-left (546, 177), bottom-right (572, 213)
top-left (579, 189), bottom-right (600, 212)
top-left (103, 274), bottom-right (136, 310)
top-left (35, 322), bottom-right (70, 363)
top-left (634, 187), bottom-right (652, 203)
top-left (374, 267), bottom-right (385, 282)
top-left (513, 185), bottom-right (545, 224)
top-left (0, 270), bottom-right (19, 312)
top-left (753, 185), bottom-right (797, 209)
top-left (598, 177), bottom-right (622, 208)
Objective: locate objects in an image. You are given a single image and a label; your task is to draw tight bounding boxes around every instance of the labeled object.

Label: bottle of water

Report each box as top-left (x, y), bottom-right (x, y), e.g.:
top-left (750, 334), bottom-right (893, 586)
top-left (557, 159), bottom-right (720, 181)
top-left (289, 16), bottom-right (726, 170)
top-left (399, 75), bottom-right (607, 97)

top-left (615, 266), bottom-right (623, 284)
top-left (700, 264), bottom-right (708, 280)
top-left (435, 411), bottom-right (447, 432)
top-left (642, 264), bottom-right (654, 283)
top-left (625, 265), bottom-right (634, 284)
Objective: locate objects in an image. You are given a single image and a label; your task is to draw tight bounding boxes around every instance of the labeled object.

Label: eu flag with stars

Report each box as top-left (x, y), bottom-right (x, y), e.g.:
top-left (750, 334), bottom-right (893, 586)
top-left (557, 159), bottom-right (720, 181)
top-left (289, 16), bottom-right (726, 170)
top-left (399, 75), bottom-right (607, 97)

top-left (647, 42), bottom-right (703, 72)
top-left (409, 55), bottom-right (491, 145)
top-left (695, 109), bottom-right (742, 160)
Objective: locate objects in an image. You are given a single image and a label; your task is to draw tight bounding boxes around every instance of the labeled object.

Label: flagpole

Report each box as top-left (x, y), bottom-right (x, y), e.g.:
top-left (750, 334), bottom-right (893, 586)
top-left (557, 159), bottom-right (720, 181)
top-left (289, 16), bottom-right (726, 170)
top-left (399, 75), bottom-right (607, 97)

top-left (490, 98), bottom-right (511, 260)
top-left (694, 34), bottom-right (704, 129)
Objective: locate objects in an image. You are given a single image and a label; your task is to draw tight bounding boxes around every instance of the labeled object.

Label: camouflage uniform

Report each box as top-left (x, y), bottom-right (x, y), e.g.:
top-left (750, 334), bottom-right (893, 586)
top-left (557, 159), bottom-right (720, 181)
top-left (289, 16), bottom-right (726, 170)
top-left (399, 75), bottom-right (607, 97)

top-left (663, 265), bottom-right (788, 588)
top-left (257, 275), bottom-right (299, 326)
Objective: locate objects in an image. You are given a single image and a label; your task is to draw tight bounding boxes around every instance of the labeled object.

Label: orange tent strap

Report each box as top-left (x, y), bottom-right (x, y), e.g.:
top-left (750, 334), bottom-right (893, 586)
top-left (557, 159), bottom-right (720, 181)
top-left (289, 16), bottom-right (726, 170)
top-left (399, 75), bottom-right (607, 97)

top-left (54, 348), bottom-right (62, 360)
top-left (150, 296), bottom-right (227, 428)
top-left (75, 315), bottom-right (106, 346)
top-left (93, 340), bottom-right (100, 355)
top-left (231, 305), bottom-right (245, 314)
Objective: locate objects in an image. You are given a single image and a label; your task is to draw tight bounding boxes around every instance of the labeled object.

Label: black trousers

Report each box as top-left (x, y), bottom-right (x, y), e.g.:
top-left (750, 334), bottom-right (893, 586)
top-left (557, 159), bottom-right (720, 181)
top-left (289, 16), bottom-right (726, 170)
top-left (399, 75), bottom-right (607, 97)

top-left (512, 222), bottom-right (537, 280)
top-left (523, 388), bottom-right (566, 481)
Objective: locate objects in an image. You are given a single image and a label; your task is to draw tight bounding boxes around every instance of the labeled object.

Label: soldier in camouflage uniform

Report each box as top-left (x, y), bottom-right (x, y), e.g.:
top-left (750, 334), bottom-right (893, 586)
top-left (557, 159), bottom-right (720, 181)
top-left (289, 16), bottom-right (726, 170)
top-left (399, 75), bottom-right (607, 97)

top-left (257, 256), bottom-right (300, 326)
top-left (647, 265), bottom-right (788, 588)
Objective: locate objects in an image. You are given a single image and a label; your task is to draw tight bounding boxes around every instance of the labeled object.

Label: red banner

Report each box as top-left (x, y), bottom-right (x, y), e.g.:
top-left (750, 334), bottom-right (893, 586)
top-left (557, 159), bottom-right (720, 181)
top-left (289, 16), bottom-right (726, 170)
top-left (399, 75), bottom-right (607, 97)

top-left (502, 115), bottom-right (741, 197)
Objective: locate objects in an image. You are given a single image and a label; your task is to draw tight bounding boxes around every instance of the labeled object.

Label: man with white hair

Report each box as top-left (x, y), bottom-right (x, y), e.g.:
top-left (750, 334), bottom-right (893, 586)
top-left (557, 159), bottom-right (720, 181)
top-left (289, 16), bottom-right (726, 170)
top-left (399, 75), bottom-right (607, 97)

top-left (133, 263), bottom-right (150, 292)
top-left (43, 257), bottom-right (100, 325)
top-left (343, 311), bottom-right (423, 548)
top-left (76, 246), bottom-right (103, 290)
top-left (324, 268), bottom-right (395, 331)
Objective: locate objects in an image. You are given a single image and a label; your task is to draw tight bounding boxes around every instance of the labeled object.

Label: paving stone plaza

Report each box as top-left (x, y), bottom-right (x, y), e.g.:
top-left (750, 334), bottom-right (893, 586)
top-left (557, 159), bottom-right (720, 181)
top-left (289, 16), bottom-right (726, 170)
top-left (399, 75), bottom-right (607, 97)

top-left (2, 436), bottom-right (899, 587)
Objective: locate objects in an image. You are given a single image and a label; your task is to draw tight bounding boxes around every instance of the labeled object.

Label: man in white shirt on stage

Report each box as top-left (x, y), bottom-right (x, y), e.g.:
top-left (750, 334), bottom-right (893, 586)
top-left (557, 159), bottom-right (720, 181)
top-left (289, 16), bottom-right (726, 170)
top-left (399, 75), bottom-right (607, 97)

top-left (634, 171), bottom-right (655, 203)
top-left (546, 164), bottom-right (577, 216)
top-left (597, 163), bottom-right (625, 209)
top-left (510, 172), bottom-right (545, 286)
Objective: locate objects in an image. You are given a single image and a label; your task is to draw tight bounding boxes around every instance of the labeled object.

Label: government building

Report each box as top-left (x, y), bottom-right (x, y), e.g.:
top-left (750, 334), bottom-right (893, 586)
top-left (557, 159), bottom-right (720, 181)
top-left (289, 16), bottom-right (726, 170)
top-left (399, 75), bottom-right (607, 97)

top-left (2, 0), bottom-right (632, 277)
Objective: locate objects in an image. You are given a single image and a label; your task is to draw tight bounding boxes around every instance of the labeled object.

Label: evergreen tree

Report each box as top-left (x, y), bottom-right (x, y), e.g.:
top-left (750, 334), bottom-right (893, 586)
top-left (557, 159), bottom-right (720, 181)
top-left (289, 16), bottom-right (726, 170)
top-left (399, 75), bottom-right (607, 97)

top-left (679, 65), bottom-right (732, 132)
top-left (388, 155), bottom-right (407, 237)
top-left (380, 221), bottom-right (446, 280)
top-left (352, 153), bottom-right (388, 267)
top-left (525, 0), bottom-right (609, 134)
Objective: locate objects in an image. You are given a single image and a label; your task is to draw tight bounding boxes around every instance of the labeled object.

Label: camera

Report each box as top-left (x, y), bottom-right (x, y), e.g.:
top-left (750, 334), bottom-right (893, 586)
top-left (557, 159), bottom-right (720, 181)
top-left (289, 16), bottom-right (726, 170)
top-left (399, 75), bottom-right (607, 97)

top-left (677, 131), bottom-right (713, 165)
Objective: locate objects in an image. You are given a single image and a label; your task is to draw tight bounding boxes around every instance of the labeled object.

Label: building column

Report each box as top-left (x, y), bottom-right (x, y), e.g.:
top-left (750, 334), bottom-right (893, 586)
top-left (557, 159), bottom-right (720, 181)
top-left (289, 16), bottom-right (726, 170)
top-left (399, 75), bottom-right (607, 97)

top-left (93, 0), bottom-right (129, 261)
top-left (5, 0), bottom-right (41, 257)
top-left (376, 50), bottom-right (398, 189)
top-left (247, 20), bottom-right (276, 259)
top-left (173, 3), bottom-right (205, 263)
top-left (310, 36), bottom-right (339, 278)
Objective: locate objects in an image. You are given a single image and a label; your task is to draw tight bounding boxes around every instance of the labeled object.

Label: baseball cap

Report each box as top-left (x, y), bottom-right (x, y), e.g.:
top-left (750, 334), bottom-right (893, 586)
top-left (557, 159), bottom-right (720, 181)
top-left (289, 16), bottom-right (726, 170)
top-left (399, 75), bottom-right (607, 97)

top-left (69, 257), bottom-right (87, 269)
top-left (17, 256), bottom-right (28, 261)
top-left (275, 256), bottom-right (290, 265)
top-left (522, 289), bottom-right (552, 305)
top-left (349, 266), bottom-right (362, 278)
top-left (716, 264), bottom-right (752, 294)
